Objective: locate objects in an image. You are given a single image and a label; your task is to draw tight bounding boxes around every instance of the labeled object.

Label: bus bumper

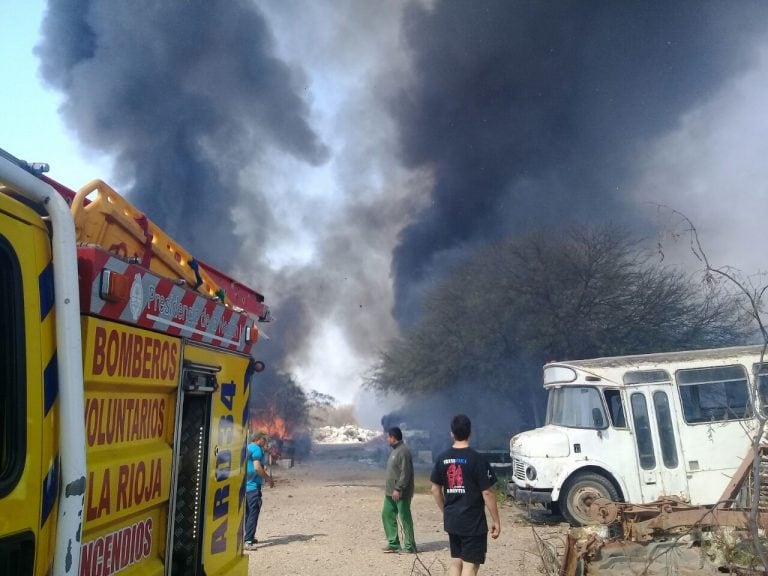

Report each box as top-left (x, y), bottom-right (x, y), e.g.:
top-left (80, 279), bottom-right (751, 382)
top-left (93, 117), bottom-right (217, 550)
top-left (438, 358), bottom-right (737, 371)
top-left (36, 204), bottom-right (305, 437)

top-left (507, 482), bottom-right (553, 506)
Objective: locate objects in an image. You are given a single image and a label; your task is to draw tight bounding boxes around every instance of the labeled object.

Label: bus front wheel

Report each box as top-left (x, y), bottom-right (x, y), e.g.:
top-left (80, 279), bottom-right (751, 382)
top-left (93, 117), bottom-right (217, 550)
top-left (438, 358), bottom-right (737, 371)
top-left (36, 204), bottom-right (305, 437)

top-left (559, 472), bottom-right (619, 526)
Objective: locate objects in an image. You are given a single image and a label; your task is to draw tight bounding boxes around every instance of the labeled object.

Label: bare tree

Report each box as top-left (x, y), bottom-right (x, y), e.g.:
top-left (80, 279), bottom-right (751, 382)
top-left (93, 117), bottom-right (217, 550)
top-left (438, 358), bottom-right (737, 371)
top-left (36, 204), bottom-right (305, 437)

top-left (368, 225), bottom-right (750, 436)
top-left (658, 206), bottom-right (768, 569)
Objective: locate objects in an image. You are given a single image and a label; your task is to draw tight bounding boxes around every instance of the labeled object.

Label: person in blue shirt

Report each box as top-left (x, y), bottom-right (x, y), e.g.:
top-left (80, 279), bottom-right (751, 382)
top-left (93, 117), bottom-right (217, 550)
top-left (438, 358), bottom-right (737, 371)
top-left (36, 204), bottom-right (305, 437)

top-left (245, 430), bottom-right (275, 550)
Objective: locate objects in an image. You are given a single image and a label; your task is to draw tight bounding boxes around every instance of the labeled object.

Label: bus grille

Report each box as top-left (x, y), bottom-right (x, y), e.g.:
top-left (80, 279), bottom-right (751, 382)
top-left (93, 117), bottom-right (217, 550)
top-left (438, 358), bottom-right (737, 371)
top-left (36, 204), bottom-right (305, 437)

top-left (513, 457), bottom-right (526, 480)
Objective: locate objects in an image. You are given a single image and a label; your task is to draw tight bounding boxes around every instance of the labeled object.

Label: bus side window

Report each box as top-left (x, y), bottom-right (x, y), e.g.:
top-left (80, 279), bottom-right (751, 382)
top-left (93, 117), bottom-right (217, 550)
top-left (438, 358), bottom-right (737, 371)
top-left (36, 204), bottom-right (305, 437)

top-left (756, 364), bottom-right (768, 412)
top-left (603, 389), bottom-right (627, 428)
top-left (652, 391), bottom-right (679, 468)
top-left (630, 393), bottom-right (656, 470)
top-left (677, 366), bottom-right (751, 423)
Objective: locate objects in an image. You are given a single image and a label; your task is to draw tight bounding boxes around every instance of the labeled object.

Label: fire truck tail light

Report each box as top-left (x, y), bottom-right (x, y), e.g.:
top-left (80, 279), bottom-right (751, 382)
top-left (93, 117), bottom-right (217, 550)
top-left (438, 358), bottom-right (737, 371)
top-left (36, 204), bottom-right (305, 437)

top-left (245, 324), bottom-right (257, 343)
top-left (99, 269), bottom-right (130, 303)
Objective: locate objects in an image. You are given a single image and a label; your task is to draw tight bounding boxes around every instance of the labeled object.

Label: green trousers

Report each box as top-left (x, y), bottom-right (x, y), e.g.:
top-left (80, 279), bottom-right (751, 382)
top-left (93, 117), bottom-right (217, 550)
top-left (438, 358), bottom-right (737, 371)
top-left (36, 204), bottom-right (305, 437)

top-left (381, 495), bottom-right (416, 551)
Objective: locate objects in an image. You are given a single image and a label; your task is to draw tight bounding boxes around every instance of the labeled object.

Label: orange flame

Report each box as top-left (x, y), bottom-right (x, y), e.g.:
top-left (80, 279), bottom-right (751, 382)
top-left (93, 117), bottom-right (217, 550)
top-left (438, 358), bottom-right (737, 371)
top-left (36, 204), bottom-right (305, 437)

top-left (251, 408), bottom-right (289, 439)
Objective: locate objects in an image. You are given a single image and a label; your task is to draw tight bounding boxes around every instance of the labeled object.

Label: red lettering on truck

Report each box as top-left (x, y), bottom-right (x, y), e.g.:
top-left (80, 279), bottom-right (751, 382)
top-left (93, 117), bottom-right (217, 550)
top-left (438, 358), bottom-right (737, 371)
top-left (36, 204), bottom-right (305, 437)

top-left (116, 458), bottom-right (162, 511)
top-left (80, 517), bottom-right (153, 576)
top-left (85, 397), bottom-right (166, 447)
top-left (91, 326), bottom-right (178, 381)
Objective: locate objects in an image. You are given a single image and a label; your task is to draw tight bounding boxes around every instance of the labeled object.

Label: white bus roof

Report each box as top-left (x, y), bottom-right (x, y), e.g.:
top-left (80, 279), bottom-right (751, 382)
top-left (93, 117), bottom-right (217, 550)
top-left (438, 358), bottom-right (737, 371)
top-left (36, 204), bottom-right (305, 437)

top-left (544, 344), bottom-right (768, 386)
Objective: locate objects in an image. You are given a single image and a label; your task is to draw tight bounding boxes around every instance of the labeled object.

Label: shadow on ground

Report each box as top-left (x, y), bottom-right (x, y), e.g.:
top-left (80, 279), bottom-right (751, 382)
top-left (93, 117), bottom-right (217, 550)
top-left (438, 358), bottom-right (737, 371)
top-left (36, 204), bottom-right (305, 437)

top-left (413, 540), bottom-right (448, 553)
top-left (508, 502), bottom-right (567, 527)
top-left (257, 533), bottom-right (326, 548)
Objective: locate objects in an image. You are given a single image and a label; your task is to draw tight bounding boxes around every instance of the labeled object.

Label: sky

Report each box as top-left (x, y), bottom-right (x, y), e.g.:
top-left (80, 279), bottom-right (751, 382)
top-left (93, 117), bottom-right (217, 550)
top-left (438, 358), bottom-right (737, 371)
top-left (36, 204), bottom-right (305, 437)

top-left (2, 1), bottom-right (113, 184)
top-left (3, 1), bottom-right (768, 427)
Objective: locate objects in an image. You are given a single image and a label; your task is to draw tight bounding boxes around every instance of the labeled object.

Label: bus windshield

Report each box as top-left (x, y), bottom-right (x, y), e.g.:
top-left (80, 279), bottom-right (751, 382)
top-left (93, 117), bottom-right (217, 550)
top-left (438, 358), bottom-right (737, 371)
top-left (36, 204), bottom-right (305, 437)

top-left (546, 386), bottom-right (608, 429)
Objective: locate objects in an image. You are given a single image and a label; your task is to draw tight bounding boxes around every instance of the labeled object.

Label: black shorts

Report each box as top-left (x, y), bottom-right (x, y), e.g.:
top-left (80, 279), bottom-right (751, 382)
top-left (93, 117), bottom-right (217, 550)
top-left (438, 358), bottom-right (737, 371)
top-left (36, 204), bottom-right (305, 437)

top-left (448, 533), bottom-right (487, 565)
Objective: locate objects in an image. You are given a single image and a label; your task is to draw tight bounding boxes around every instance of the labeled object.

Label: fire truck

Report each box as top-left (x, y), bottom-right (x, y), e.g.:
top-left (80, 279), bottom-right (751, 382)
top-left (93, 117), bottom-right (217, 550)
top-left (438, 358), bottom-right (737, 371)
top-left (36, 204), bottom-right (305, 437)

top-left (0, 149), bottom-right (270, 575)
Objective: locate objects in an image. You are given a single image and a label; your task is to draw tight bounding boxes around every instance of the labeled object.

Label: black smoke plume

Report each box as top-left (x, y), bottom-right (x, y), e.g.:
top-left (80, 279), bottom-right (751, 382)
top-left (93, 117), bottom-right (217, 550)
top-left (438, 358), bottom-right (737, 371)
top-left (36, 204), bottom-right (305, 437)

top-left (34, 0), bottom-right (406, 408)
top-left (33, 1), bottom-right (768, 428)
top-left (390, 0), bottom-right (768, 321)
top-left (37, 0), bottom-right (328, 270)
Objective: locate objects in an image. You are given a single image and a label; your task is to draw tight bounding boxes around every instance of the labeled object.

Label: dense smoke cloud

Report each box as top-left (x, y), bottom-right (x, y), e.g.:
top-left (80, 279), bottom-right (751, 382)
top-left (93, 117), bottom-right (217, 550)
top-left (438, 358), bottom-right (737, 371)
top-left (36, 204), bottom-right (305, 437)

top-left (390, 0), bottom-right (768, 321)
top-left (232, 1), bottom-right (418, 398)
top-left (35, 0), bottom-right (413, 405)
top-left (33, 0), bottom-right (768, 417)
top-left (37, 0), bottom-right (328, 270)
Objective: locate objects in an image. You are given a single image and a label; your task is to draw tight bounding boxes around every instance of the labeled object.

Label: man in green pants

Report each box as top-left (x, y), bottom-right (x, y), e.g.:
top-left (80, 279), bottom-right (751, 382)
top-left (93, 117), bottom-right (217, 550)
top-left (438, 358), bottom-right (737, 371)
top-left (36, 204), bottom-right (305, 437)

top-left (382, 426), bottom-right (417, 553)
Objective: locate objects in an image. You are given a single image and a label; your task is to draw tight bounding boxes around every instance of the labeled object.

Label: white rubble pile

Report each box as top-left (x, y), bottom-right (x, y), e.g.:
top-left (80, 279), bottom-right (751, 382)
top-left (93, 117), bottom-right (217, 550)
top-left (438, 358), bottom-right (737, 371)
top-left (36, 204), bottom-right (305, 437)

top-left (312, 424), bottom-right (381, 444)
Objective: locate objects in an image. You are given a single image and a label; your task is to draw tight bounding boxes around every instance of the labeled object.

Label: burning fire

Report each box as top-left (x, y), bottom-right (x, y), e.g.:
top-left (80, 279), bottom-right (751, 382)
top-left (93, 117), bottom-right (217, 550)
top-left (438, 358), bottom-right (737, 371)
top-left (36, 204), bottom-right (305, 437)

top-left (250, 408), bottom-right (290, 440)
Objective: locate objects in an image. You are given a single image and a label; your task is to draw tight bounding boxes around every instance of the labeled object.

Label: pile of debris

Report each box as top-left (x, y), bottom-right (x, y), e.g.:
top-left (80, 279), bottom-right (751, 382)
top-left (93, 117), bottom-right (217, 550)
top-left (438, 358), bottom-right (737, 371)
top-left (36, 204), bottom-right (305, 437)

top-left (560, 502), bottom-right (756, 576)
top-left (558, 448), bottom-right (768, 576)
top-left (312, 425), bottom-right (381, 445)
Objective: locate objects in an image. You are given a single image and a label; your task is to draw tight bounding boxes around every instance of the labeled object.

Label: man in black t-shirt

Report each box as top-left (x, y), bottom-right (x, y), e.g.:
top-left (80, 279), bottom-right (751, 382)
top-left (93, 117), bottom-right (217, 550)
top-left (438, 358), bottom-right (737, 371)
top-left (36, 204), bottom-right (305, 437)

top-left (430, 414), bottom-right (501, 575)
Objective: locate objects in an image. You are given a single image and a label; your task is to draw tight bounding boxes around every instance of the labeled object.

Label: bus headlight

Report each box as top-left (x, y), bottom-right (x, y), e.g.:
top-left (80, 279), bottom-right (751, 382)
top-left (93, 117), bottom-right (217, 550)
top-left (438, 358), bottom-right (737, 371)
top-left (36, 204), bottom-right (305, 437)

top-left (525, 466), bottom-right (537, 481)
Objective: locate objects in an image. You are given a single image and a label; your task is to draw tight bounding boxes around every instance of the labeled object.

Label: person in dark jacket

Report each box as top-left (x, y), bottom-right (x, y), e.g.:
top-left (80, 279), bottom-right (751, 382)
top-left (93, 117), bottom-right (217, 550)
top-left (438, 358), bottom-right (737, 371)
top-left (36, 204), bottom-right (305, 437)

top-left (431, 415), bottom-right (500, 575)
top-left (381, 426), bottom-right (417, 553)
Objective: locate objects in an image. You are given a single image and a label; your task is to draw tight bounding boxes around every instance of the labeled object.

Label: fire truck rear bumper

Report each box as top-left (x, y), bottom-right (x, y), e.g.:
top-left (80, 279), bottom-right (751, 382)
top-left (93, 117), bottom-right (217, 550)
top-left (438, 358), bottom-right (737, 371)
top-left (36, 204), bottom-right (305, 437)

top-left (507, 482), bottom-right (553, 506)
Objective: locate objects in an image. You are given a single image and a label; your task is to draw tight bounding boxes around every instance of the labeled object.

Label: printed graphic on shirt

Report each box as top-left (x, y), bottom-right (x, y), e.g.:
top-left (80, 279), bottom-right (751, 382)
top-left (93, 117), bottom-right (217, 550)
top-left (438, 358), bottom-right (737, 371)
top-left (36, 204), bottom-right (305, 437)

top-left (444, 457), bottom-right (467, 494)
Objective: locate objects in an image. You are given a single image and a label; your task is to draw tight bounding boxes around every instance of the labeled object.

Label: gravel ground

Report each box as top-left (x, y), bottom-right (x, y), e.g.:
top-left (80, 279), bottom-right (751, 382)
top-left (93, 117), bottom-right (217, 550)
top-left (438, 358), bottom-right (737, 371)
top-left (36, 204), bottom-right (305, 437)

top-left (246, 443), bottom-right (567, 576)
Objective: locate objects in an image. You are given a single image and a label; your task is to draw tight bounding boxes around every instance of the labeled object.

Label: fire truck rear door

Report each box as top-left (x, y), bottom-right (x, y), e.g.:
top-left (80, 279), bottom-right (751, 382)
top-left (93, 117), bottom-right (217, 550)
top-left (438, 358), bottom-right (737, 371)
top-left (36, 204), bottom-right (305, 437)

top-left (168, 358), bottom-right (219, 575)
top-left (0, 196), bottom-right (53, 575)
top-left (167, 343), bottom-right (250, 576)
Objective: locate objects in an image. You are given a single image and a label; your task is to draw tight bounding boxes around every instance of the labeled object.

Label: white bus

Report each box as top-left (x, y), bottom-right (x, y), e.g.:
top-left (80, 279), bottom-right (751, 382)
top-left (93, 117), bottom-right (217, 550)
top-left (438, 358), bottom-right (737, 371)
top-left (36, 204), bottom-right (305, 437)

top-left (508, 345), bottom-right (768, 525)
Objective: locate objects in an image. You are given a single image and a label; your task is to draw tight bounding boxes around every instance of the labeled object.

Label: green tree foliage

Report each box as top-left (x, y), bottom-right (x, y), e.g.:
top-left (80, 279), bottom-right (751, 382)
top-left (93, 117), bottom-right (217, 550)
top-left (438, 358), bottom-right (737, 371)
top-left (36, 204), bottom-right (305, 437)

top-left (369, 226), bottom-right (751, 429)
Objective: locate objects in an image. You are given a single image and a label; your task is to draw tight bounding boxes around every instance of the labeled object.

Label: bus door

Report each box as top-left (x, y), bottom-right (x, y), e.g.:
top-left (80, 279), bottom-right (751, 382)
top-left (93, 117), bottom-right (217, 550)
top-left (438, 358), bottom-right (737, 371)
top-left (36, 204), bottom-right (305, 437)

top-left (168, 359), bottom-right (219, 575)
top-left (628, 385), bottom-right (689, 503)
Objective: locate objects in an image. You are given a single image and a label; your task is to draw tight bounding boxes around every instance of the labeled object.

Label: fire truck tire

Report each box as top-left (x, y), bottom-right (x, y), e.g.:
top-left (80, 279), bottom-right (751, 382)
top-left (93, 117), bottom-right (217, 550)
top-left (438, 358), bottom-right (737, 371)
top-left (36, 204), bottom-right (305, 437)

top-left (559, 471), bottom-right (619, 527)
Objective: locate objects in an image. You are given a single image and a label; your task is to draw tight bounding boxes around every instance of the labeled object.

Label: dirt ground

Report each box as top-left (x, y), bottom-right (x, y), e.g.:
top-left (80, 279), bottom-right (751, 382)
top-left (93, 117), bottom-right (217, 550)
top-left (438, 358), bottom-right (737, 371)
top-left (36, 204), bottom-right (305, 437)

top-left (246, 443), bottom-right (567, 576)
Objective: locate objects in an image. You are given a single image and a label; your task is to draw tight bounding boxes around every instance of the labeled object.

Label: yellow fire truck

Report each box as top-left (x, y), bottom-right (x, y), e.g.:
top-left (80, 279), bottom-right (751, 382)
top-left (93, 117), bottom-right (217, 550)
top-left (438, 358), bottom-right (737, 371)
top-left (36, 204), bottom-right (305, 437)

top-left (0, 149), bottom-right (270, 576)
